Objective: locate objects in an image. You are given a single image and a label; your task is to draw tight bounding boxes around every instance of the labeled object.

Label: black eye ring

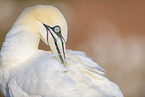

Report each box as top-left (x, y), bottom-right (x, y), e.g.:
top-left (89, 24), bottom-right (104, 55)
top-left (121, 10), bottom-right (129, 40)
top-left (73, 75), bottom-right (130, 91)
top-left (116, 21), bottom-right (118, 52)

top-left (54, 26), bottom-right (61, 33)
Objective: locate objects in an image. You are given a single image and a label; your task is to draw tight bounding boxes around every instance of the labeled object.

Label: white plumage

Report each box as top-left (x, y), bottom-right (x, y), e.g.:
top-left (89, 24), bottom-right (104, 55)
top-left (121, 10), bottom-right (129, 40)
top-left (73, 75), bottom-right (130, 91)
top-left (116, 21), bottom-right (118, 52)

top-left (0, 5), bottom-right (123, 97)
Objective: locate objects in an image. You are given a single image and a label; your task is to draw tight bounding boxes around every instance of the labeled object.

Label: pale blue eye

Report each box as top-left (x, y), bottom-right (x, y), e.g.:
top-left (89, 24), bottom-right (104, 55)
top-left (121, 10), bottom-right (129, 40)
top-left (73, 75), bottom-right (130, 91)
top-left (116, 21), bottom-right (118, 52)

top-left (54, 26), bottom-right (60, 33)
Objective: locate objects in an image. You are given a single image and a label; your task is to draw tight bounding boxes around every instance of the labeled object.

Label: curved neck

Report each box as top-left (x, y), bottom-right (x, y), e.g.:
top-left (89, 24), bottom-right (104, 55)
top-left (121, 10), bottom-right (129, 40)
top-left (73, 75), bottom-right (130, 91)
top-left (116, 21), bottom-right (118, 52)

top-left (0, 25), bottom-right (40, 69)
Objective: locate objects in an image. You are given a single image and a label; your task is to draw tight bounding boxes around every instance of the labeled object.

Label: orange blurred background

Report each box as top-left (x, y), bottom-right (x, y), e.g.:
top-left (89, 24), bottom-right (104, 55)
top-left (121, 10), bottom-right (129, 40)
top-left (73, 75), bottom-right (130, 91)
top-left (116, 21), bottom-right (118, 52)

top-left (0, 0), bottom-right (145, 97)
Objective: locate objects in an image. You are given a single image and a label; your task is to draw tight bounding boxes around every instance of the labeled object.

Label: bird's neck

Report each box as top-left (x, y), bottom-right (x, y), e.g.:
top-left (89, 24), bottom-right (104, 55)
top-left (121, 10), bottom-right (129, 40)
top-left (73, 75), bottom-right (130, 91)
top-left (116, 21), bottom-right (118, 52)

top-left (0, 25), bottom-right (40, 69)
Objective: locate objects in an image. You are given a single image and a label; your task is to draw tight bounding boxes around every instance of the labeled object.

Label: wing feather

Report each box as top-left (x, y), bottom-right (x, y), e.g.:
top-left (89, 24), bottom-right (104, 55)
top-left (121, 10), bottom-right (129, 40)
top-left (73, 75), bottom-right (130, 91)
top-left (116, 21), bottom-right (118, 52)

top-left (66, 50), bottom-right (124, 97)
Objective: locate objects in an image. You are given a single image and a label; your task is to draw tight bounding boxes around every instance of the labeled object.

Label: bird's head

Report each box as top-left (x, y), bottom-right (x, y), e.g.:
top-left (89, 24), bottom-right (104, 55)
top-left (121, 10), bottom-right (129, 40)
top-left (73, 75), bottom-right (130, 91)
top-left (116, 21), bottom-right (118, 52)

top-left (15, 5), bottom-right (68, 65)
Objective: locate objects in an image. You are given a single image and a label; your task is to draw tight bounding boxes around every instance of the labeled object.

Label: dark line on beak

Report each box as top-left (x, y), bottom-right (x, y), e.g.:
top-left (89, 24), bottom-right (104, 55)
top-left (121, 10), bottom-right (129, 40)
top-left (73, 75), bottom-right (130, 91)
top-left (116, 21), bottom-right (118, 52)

top-left (43, 24), bottom-right (49, 43)
top-left (54, 41), bottom-right (64, 64)
top-left (49, 31), bottom-right (64, 64)
top-left (60, 38), bottom-right (66, 59)
top-left (47, 31), bottom-right (49, 43)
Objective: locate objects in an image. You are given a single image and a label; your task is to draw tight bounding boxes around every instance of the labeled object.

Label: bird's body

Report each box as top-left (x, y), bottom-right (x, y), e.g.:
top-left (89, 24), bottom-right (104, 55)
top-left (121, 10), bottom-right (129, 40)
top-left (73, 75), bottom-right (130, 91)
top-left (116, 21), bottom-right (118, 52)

top-left (0, 5), bottom-right (123, 97)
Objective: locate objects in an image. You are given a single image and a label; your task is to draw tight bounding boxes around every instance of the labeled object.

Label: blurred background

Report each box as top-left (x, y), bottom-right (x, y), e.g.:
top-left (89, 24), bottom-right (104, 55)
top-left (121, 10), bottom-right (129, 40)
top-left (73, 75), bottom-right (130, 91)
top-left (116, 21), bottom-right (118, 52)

top-left (0, 0), bottom-right (145, 97)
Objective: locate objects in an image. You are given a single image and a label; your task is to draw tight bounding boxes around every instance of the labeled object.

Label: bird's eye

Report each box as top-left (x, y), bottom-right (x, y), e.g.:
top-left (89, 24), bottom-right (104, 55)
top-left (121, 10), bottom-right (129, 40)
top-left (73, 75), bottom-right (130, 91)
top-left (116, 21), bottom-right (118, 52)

top-left (54, 26), bottom-right (60, 33)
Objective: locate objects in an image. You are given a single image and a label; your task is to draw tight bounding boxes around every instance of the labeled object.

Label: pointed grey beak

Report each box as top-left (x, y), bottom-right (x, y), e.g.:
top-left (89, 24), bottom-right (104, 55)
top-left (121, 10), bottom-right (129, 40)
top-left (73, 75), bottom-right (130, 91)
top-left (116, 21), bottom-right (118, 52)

top-left (43, 24), bottom-right (66, 66)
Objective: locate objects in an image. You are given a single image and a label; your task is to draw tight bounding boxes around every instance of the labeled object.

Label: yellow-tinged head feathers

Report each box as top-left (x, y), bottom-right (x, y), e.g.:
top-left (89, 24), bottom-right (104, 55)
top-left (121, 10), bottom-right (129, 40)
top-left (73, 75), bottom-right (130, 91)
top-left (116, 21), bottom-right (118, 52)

top-left (15, 5), bottom-right (68, 42)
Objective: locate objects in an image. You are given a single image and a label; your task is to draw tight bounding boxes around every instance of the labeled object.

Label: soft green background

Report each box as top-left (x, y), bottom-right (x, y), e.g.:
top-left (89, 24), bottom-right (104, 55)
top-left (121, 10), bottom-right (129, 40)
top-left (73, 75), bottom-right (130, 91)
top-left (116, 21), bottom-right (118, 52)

top-left (0, 0), bottom-right (145, 97)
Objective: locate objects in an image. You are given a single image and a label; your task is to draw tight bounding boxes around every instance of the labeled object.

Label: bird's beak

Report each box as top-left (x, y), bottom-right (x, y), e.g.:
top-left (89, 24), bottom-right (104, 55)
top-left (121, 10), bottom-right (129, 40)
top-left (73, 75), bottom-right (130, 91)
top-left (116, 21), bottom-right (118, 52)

top-left (43, 24), bottom-right (66, 66)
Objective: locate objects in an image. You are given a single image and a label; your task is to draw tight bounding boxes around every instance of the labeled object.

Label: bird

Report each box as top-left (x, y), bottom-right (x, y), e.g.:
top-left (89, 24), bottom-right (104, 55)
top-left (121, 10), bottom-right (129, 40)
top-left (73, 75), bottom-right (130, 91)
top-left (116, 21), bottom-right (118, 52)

top-left (0, 5), bottom-right (124, 97)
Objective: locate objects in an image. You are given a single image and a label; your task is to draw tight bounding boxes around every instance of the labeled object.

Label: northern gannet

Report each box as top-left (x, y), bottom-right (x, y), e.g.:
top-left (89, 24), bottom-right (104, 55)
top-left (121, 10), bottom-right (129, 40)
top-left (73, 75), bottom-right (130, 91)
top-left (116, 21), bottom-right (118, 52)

top-left (0, 5), bottom-right (123, 97)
